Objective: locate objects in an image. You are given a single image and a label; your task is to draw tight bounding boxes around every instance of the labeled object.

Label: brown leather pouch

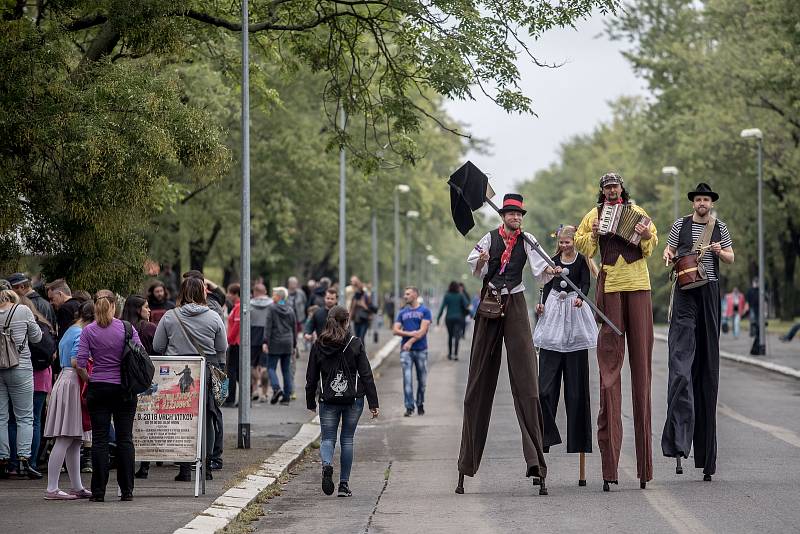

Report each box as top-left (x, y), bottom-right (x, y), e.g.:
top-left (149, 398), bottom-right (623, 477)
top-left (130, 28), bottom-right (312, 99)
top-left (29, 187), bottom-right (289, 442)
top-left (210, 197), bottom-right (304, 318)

top-left (477, 287), bottom-right (503, 319)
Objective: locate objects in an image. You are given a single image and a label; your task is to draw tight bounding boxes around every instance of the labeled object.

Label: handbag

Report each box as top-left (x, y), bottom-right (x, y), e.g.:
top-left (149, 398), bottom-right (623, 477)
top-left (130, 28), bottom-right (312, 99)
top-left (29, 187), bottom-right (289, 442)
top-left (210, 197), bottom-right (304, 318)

top-left (477, 286), bottom-right (504, 320)
top-left (672, 217), bottom-right (715, 290)
top-left (320, 336), bottom-right (358, 405)
top-left (173, 310), bottom-right (229, 405)
top-left (0, 305), bottom-right (23, 370)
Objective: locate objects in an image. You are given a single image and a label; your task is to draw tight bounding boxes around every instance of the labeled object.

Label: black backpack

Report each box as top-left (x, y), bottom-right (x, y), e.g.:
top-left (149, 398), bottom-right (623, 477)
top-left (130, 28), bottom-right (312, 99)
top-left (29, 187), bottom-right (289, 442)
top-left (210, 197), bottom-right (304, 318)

top-left (30, 322), bottom-right (56, 372)
top-left (120, 321), bottom-right (155, 395)
top-left (320, 336), bottom-right (358, 405)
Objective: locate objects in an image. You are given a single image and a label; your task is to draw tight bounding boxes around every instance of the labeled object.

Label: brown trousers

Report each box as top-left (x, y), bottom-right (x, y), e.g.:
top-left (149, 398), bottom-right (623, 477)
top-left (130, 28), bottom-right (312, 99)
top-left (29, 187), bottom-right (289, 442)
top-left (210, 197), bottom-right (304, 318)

top-left (595, 273), bottom-right (654, 482)
top-left (457, 292), bottom-right (547, 479)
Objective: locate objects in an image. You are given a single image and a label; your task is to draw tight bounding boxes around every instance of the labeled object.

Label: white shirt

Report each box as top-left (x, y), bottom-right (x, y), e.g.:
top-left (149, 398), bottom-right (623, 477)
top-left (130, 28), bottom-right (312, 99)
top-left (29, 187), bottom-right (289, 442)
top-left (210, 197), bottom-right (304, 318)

top-left (467, 231), bottom-right (554, 294)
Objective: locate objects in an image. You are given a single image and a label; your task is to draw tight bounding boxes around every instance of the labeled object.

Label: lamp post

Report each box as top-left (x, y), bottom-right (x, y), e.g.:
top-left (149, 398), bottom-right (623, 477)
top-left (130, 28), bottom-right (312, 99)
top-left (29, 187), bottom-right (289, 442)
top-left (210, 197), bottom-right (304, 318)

top-left (394, 184), bottom-right (410, 312)
top-left (662, 166), bottom-right (679, 222)
top-left (405, 210), bottom-right (420, 287)
top-left (238, 0), bottom-right (251, 450)
top-left (338, 106), bottom-right (347, 307)
top-left (740, 127), bottom-right (765, 355)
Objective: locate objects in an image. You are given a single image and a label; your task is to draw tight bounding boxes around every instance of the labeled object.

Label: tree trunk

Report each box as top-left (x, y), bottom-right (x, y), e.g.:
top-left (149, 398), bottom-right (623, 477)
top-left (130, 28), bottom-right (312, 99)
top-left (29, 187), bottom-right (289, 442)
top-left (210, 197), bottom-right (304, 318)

top-left (189, 220), bottom-right (222, 272)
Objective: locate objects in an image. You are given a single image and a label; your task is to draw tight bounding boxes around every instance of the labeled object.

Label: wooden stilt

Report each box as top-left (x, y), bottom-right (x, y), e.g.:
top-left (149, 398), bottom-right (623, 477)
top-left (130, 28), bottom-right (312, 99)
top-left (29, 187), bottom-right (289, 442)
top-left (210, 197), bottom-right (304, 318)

top-left (579, 452), bottom-right (586, 486)
top-left (676, 457), bottom-right (683, 474)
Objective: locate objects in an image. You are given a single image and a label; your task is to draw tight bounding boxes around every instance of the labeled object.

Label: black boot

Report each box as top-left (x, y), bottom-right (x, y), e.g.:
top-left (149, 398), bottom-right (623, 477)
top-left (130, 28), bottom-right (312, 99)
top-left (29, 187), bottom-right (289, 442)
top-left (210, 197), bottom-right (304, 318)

top-left (455, 473), bottom-right (465, 494)
top-left (19, 458), bottom-right (43, 479)
top-left (175, 464), bottom-right (192, 482)
top-left (135, 462), bottom-right (150, 479)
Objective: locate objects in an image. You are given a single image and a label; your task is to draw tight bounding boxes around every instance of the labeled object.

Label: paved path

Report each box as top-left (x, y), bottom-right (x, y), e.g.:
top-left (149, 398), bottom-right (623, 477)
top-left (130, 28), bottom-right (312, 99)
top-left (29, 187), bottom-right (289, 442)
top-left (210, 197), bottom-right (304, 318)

top-left (0, 331), bottom-right (393, 534)
top-left (252, 325), bottom-right (800, 534)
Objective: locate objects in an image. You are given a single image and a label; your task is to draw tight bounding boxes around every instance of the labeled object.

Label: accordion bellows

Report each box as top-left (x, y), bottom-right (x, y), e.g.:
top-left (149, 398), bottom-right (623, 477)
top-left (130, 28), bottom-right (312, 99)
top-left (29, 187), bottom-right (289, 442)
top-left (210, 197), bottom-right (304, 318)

top-left (598, 204), bottom-right (651, 245)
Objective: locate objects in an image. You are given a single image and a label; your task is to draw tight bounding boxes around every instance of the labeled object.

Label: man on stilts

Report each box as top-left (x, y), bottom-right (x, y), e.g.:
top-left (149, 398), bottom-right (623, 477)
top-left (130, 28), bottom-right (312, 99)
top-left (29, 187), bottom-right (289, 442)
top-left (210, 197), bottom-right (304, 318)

top-left (455, 193), bottom-right (559, 496)
top-left (575, 172), bottom-right (658, 491)
top-left (662, 183), bottom-right (734, 481)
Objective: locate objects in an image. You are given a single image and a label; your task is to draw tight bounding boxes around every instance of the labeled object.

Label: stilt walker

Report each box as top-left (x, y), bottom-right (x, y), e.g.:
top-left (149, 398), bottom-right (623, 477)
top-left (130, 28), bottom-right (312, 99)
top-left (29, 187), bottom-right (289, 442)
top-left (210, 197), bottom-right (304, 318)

top-left (575, 172), bottom-right (658, 492)
top-left (533, 225), bottom-right (597, 487)
top-left (662, 183), bottom-right (734, 482)
top-left (447, 162), bottom-right (623, 496)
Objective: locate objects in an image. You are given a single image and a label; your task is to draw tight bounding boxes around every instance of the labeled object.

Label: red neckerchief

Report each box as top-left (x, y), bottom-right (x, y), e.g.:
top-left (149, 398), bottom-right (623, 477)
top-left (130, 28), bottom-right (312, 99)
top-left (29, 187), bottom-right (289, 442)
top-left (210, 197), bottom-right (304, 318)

top-left (498, 225), bottom-right (521, 274)
top-left (605, 197), bottom-right (623, 205)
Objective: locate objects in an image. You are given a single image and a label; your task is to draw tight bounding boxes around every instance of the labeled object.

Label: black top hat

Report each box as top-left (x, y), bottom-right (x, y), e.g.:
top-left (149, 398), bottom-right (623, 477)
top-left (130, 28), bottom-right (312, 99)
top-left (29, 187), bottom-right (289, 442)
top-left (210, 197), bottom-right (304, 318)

top-left (498, 194), bottom-right (527, 215)
top-left (688, 183), bottom-right (719, 202)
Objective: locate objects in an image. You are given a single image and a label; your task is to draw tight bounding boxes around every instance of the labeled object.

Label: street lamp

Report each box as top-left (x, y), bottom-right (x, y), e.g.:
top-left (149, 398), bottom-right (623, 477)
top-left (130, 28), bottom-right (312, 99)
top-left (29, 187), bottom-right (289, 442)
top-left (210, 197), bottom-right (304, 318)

top-left (405, 210), bottom-right (420, 287)
top-left (740, 127), bottom-right (765, 355)
top-left (394, 184), bottom-right (410, 313)
top-left (662, 166), bottom-right (679, 222)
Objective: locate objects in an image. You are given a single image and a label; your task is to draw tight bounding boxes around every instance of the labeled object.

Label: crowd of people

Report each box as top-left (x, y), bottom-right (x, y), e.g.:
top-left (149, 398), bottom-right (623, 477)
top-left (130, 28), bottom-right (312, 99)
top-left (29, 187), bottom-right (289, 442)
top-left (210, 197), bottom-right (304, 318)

top-left (0, 268), bottom-right (387, 500)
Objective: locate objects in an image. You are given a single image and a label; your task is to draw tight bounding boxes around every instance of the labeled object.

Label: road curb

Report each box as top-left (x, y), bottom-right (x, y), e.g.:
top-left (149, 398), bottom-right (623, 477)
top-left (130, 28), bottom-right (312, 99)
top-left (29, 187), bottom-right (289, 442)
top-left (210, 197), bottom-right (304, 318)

top-left (173, 336), bottom-right (401, 534)
top-left (653, 333), bottom-right (800, 380)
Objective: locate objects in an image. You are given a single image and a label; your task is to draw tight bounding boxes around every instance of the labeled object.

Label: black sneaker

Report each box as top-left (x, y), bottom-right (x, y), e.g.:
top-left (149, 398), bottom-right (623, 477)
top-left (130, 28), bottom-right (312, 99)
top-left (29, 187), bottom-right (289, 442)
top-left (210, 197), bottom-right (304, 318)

top-left (209, 459), bottom-right (223, 471)
top-left (404, 409), bottom-right (414, 417)
top-left (322, 465), bottom-right (335, 495)
top-left (417, 405), bottom-right (425, 416)
top-left (279, 400), bottom-right (290, 406)
top-left (337, 481), bottom-right (352, 497)
top-left (270, 389), bottom-right (283, 405)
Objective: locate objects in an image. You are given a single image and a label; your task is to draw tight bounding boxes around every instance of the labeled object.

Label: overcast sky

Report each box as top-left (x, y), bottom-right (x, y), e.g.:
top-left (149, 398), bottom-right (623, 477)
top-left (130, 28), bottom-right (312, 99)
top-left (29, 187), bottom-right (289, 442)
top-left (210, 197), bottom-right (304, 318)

top-left (443, 11), bottom-right (649, 198)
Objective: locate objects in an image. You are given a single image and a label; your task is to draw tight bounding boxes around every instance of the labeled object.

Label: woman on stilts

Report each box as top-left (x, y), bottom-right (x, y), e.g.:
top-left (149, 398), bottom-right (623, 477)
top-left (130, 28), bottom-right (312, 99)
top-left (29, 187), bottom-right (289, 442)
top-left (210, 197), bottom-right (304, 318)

top-left (534, 225), bottom-right (598, 487)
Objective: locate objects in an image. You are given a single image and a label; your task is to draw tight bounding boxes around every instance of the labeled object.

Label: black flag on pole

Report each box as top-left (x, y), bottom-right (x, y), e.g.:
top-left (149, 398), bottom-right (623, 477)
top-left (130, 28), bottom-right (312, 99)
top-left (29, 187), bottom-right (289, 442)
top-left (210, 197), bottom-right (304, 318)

top-left (448, 161), bottom-right (494, 236)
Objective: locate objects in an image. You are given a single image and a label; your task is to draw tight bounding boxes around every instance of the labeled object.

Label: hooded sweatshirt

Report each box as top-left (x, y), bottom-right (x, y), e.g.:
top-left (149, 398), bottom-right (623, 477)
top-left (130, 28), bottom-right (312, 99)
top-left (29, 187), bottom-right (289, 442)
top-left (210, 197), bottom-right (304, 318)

top-left (152, 304), bottom-right (228, 365)
top-left (305, 336), bottom-right (379, 411)
top-left (250, 296), bottom-right (272, 346)
top-left (264, 302), bottom-right (296, 355)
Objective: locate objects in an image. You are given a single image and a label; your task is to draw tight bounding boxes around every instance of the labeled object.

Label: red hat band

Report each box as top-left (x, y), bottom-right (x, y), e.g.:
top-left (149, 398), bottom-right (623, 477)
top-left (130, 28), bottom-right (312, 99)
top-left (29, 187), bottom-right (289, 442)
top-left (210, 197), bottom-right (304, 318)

top-left (503, 199), bottom-right (524, 210)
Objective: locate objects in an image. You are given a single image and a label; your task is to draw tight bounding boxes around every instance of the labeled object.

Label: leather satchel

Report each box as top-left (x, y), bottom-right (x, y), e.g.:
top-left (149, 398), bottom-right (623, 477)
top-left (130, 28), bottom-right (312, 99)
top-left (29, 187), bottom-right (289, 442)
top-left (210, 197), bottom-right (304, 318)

top-left (477, 287), bottom-right (504, 319)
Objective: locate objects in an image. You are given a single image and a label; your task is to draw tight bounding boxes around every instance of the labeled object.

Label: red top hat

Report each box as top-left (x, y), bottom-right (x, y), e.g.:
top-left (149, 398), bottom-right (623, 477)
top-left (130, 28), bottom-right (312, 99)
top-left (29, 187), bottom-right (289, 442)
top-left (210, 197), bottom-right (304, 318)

top-left (498, 194), bottom-right (526, 215)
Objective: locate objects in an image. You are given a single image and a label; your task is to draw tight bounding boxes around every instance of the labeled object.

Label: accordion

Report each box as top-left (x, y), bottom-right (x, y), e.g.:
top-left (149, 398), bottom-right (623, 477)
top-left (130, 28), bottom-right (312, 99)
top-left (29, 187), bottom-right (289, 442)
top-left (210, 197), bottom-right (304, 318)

top-left (598, 204), bottom-right (651, 245)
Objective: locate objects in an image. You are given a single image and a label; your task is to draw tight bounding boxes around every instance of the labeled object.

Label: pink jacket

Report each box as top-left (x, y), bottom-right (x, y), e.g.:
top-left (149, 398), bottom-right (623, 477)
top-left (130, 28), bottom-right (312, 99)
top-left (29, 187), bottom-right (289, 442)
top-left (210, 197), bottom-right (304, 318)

top-left (724, 292), bottom-right (747, 318)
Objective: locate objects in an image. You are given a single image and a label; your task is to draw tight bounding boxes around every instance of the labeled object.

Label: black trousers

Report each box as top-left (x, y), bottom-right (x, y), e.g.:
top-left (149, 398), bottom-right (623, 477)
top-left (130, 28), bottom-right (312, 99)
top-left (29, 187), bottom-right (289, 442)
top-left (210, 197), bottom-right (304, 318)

top-left (87, 382), bottom-right (138, 497)
top-left (538, 348), bottom-right (592, 453)
top-left (225, 345), bottom-right (240, 406)
top-left (445, 318), bottom-right (463, 356)
top-left (662, 282), bottom-right (720, 475)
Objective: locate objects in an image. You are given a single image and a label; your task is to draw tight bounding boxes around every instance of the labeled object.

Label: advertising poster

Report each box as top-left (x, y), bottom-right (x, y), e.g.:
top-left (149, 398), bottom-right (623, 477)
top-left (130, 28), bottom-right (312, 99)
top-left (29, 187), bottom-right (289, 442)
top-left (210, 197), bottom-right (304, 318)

top-left (133, 357), bottom-right (205, 462)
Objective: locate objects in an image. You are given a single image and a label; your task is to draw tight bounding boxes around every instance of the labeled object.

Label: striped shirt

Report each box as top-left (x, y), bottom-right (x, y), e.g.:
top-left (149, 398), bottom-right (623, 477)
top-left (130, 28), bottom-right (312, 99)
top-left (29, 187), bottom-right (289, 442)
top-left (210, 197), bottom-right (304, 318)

top-left (667, 218), bottom-right (732, 281)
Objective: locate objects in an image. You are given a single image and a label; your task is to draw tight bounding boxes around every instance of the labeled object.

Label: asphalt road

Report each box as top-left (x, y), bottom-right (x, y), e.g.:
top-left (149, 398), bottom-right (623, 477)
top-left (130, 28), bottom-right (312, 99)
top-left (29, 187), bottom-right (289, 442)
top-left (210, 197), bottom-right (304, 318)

top-left (253, 323), bottom-right (800, 534)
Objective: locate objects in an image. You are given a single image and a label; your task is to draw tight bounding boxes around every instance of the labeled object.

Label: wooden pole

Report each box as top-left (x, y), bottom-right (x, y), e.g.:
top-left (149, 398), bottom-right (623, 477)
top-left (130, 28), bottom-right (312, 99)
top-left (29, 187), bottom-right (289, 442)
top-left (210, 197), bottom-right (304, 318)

top-left (579, 452), bottom-right (586, 486)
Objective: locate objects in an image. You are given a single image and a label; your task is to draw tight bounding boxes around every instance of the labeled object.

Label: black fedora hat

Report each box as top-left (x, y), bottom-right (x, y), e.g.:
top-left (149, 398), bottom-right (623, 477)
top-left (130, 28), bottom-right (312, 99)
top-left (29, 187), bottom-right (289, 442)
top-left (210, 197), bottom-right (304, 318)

top-left (688, 183), bottom-right (719, 202)
top-left (497, 193), bottom-right (527, 215)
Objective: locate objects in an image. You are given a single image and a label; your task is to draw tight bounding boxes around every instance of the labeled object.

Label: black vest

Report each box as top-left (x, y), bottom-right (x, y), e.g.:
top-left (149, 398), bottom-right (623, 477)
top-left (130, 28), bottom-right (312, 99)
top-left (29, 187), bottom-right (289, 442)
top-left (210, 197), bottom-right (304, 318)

top-left (676, 215), bottom-right (721, 275)
top-left (597, 204), bottom-right (644, 266)
top-left (486, 228), bottom-right (526, 289)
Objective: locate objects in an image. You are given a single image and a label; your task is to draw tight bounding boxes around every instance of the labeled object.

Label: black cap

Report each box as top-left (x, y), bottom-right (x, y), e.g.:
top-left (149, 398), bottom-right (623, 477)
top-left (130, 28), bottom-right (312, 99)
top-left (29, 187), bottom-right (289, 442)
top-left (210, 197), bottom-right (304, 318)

top-left (688, 182), bottom-right (719, 202)
top-left (6, 273), bottom-right (29, 287)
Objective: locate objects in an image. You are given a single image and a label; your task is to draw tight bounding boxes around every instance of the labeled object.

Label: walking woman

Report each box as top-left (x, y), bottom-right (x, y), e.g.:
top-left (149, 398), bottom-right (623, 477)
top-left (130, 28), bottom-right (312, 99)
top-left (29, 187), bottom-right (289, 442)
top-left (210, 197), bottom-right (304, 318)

top-left (44, 301), bottom-right (94, 500)
top-left (306, 306), bottom-right (379, 497)
top-left (436, 281), bottom-right (470, 360)
top-left (0, 290), bottom-right (43, 479)
top-left (533, 225), bottom-right (598, 485)
top-left (153, 277), bottom-right (227, 480)
top-left (76, 294), bottom-right (143, 502)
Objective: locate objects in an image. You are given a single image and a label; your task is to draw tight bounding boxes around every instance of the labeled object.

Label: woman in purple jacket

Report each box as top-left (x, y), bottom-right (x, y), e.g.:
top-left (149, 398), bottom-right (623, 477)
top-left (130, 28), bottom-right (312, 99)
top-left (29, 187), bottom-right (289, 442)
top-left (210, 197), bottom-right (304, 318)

top-left (76, 295), bottom-right (142, 502)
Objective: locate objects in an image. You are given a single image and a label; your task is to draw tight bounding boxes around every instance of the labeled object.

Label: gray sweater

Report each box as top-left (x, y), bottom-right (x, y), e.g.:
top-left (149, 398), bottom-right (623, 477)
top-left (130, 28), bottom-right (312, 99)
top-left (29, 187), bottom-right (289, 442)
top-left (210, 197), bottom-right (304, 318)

top-left (264, 302), bottom-right (296, 355)
top-left (0, 304), bottom-right (43, 370)
top-left (152, 304), bottom-right (228, 364)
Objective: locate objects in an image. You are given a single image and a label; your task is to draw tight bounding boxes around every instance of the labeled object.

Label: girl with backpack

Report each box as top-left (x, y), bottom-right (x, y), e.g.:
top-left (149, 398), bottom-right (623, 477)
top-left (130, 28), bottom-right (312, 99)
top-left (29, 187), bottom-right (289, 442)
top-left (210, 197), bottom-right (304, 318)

top-left (76, 295), bottom-right (142, 501)
top-left (305, 306), bottom-right (379, 497)
top-left (0, 290), bottom-right (43, 479)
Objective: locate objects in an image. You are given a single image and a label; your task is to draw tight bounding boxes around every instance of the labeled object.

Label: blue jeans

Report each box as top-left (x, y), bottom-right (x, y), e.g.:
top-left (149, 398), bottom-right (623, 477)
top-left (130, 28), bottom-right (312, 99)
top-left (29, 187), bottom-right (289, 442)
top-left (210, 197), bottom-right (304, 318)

top-left (319, 398), bottom-right (364, 482)
top-left (267, 353), bottom-right (293, 396)
top-left (354, 321), bottom-right (369, 341)
top-left (400, 350), bottom-right (428, 411)
top-left (0, 367), bottom-right (34, 459)
top-left (8, 391), bottom-right (47, 469)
